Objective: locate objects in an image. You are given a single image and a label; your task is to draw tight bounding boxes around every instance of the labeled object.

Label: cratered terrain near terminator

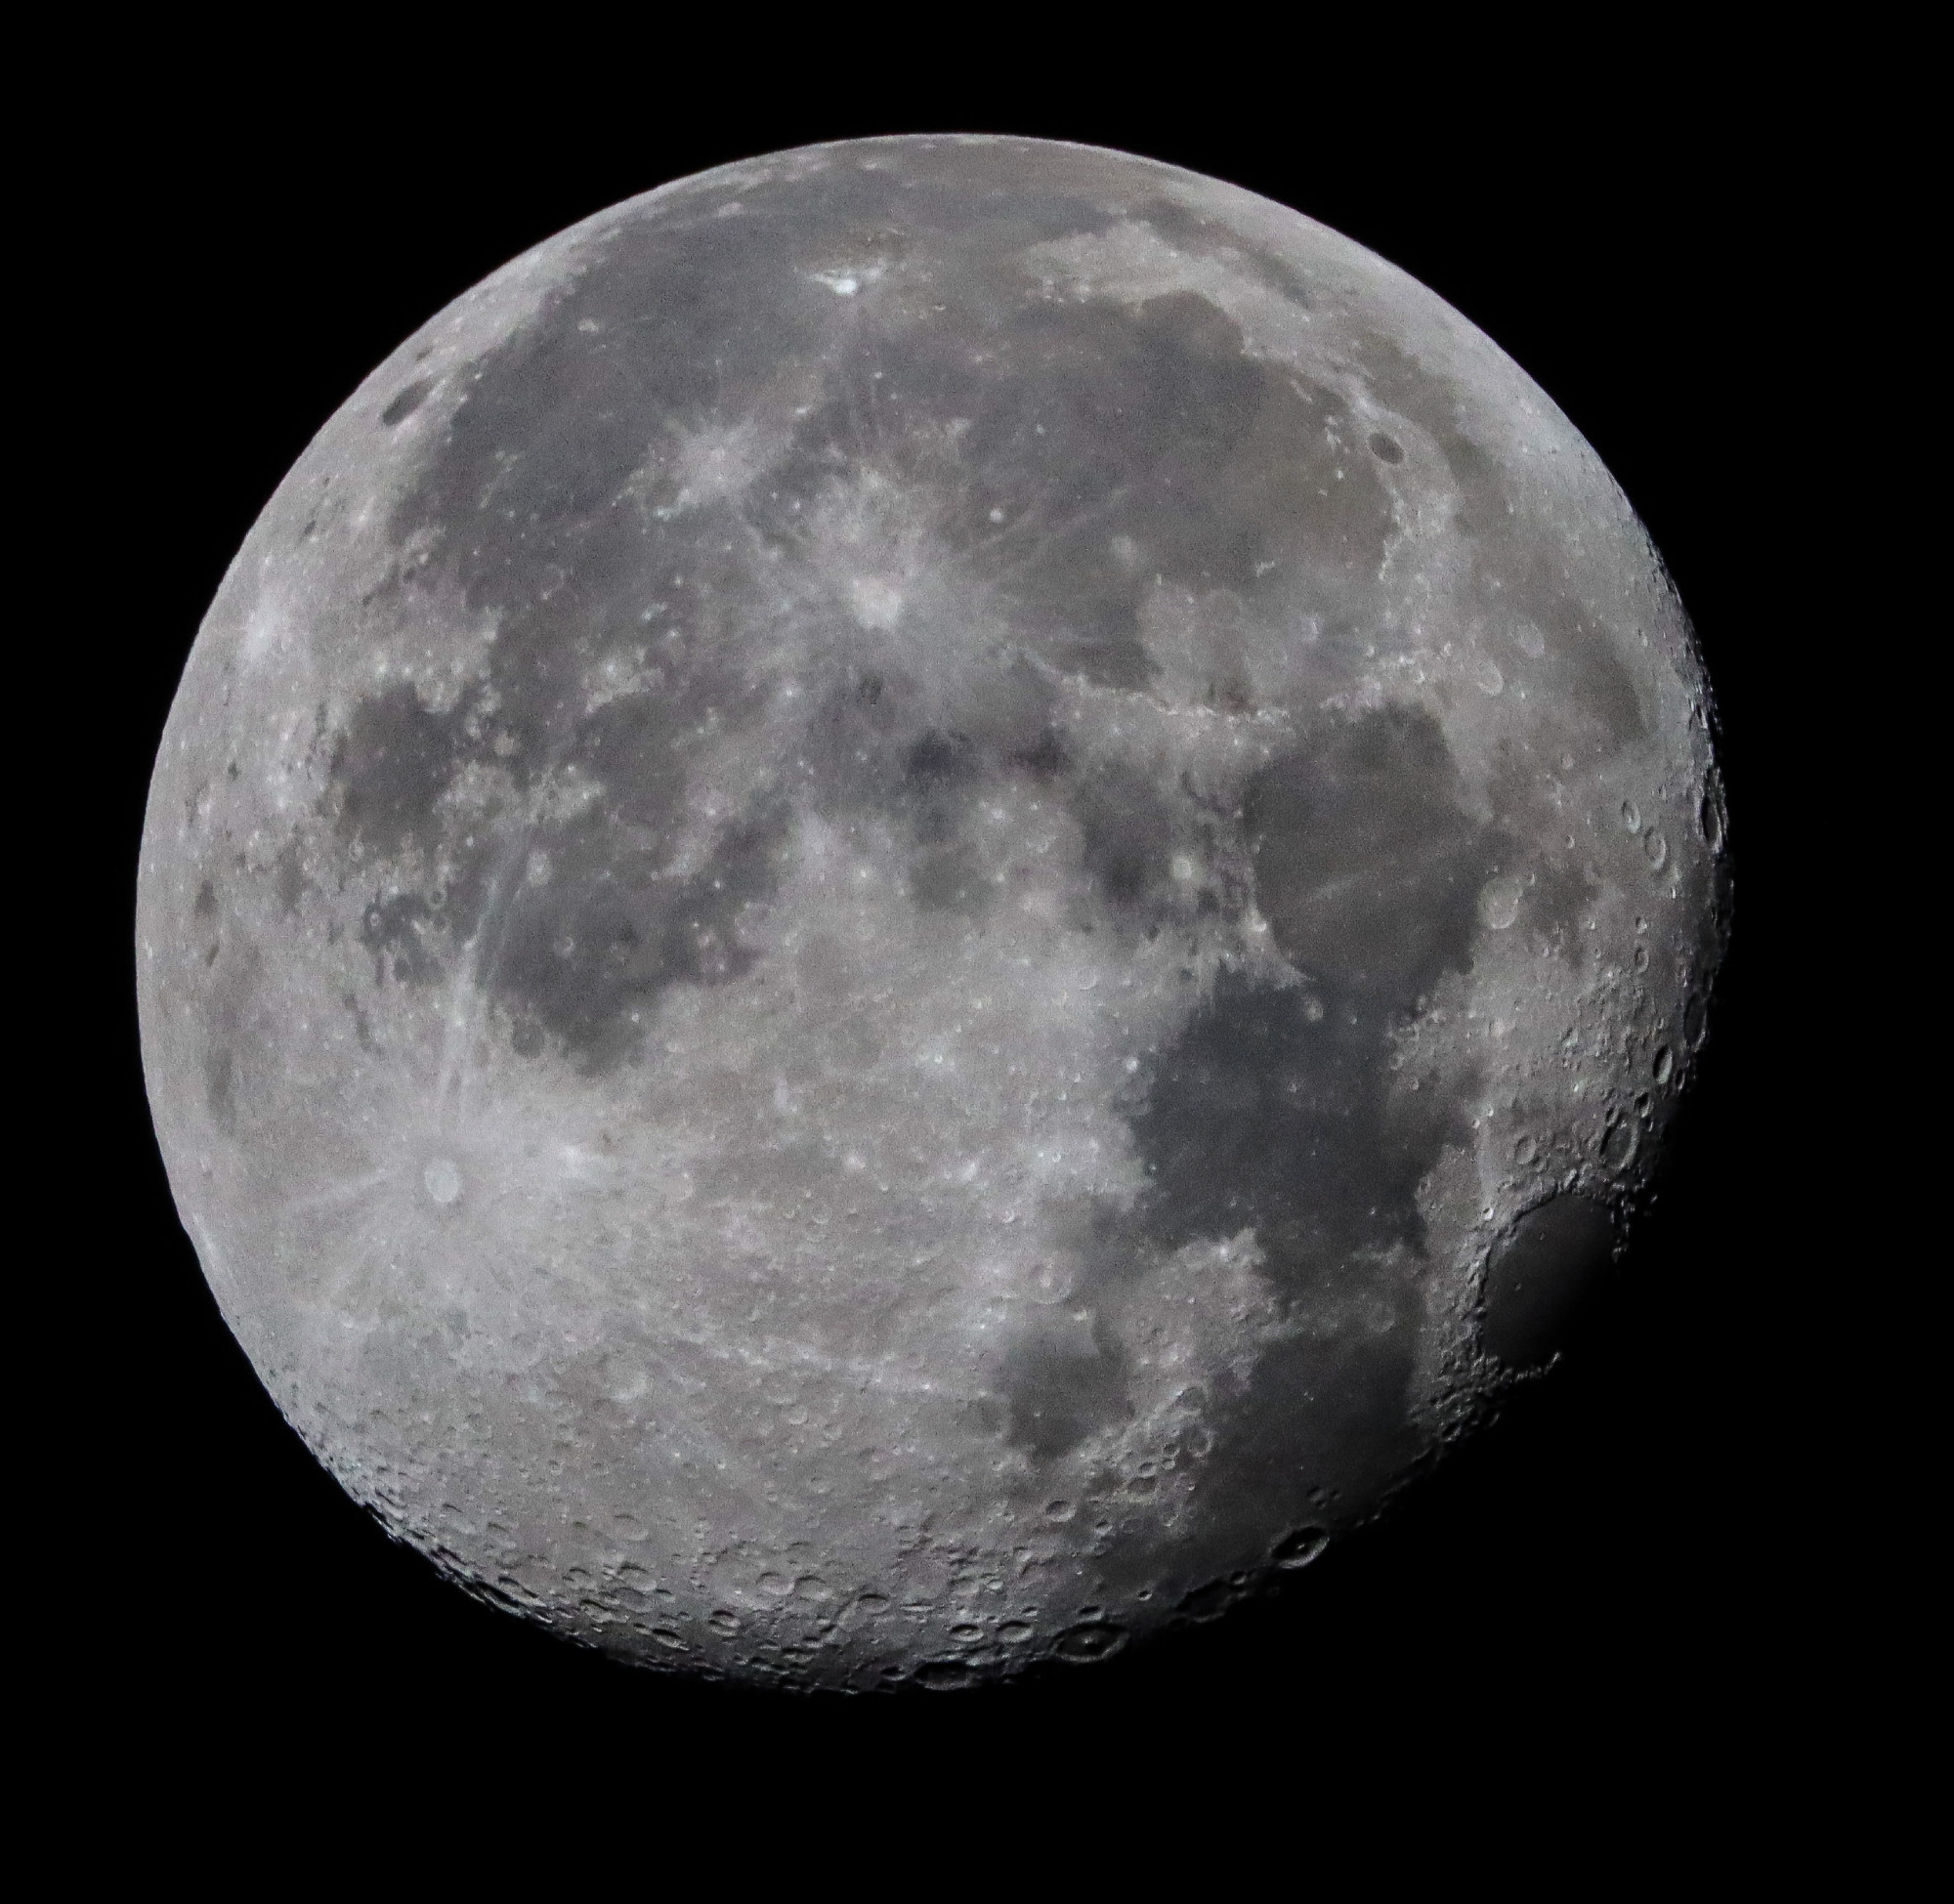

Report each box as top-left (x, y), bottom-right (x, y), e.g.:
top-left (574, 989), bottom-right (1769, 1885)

top-left (138, 135), bottom-right (1729, 1690)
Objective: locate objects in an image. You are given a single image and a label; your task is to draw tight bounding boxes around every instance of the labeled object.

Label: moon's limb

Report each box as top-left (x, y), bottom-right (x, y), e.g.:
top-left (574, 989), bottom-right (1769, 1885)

top-left (138, 136), bottom-right (1728, 1687)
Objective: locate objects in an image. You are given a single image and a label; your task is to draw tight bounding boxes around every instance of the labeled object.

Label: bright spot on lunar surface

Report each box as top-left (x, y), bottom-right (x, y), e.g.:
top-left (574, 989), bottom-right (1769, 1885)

top-left (139, 136), bottom-right (1729, 1690)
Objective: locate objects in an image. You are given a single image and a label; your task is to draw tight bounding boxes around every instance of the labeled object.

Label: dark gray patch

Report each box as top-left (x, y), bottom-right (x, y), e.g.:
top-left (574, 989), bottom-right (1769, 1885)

top-left (1368, 432), bottom-right (1404, 464)
top-left (340, 991), bottom-right (378, 1052)
top-left (1071, 762), bottom-right (1178, 916)
top-left (1130, 968), bottom-right (1438, 1276)
top-left (328, 685), bottom-right (467, 861)
top-left (569, 690), bottom-right (694, 839)
top-left (904, 728), bottom-right (978, 785)
top-left (1526, 856), bottom-right (1602, 961)
top-left (999, 1320), bottom-right (1129, 1460)
top-left (801, 672), bottom-right (902, 814)
top-left (192, 880), bottom-right (217, 918)
top-left (1245, 705), bottom-right (1504, 1009)
top-left (1480, 1193), bottom-right (1616, 1369)
top-left (196, 943), bottom-right (263, 1139)
top-left (488, 798), bottom-right (790, 1074)
top-left (901, 729), bottom-right (981, 846)
top-left (1009, 728), bottom-right (1069, 781)
top-left (909, 842), bottom-right (991, 915)
top-left (360, 892), bottom-right (444, 987)
top-left (272, 840), bottom-right (309, 915)
top-left (381, 378), bottom-right (434, 426)
top-left (1439, 430), bottom-right (1495, 488)
top-left (203, 1045), bottom-right (234, 1128)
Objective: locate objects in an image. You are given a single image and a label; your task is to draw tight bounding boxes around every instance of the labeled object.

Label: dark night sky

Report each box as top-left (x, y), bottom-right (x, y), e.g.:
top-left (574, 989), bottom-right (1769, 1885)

top-left (72, 64), bottom-right (1826, 1787)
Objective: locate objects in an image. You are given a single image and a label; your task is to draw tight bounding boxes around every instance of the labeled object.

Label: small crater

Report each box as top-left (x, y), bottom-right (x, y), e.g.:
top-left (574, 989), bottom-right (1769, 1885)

top-left (1179, 1581), bottom-right (1235, 1621)
top-left (1052, 1622), bottom-right (1127, 1663)
top-left (422, 1158), bottom-right (462, 1206)
top-left (1272, 1527), bottom-right (1329, 1570)
top-left (381, 378), bottom-right (434, 427)
top-left (1701, 783), bottom-right (1726, 854)
top-left (913, 1659), bottom-right (976, 1690)
top-left (1602, 1119), bottom-right (1639, 1169)
top-left (1368, 432), bottom-right (1405, 464)
top-left (1479, 874), bottom-right (1524, 931)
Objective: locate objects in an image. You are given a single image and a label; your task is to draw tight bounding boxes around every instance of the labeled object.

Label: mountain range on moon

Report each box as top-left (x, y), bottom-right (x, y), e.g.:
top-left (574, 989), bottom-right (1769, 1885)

top-left (138, 134), bottom-right (1729, 1689)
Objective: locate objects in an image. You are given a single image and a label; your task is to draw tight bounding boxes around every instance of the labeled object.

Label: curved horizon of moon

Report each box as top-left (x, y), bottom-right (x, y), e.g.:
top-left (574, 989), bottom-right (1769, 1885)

top-left (138, 136), bottom-right (1728, 1689)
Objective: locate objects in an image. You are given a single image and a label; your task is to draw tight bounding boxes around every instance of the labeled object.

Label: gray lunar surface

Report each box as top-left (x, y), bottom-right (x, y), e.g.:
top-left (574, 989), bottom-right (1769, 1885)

top-left (138, 135), bottom-right (1728, 1689)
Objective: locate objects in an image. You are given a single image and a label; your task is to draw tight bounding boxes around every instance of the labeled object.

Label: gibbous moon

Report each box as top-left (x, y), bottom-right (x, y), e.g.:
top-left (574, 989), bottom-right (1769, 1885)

top-left (139, 136), bottom-right (1728, 1688)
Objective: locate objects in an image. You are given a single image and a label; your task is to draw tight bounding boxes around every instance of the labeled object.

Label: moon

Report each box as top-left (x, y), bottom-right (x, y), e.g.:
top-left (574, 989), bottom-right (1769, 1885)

top-left (138, 135), bottom-right (1728, 1689)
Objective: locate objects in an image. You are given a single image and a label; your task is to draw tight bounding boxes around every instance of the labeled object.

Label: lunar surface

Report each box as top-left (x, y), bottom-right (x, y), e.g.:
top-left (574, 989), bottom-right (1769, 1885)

top-left (139, 136), bottom-right (1728, 1689)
